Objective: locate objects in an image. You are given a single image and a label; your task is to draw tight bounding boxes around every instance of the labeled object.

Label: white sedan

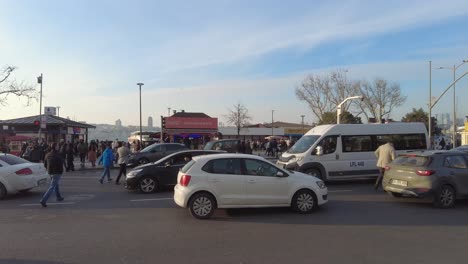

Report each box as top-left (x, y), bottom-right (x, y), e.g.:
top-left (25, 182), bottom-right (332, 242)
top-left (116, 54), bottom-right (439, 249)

top-left (0, 153), bottom-right (49, 200)
top-left (174, 153), bottom-right (328, 219)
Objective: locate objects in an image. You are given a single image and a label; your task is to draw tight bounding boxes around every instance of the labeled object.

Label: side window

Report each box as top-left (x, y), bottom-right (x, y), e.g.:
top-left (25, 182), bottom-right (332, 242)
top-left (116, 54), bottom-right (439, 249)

top-left (444, 156), bottom-right (468, 169)
top-left (202, 159), bottom-right (242, 175)
top-left (244, 159), bottom-right (279, 177)
top-left (376, 134), bottom-right (427, 150)
top-left (317, 136), bottom-right (338, 154)
top-left (342, 135), bottom-right (372, 152)
top-left (152, 145), bottom-right (162, 152)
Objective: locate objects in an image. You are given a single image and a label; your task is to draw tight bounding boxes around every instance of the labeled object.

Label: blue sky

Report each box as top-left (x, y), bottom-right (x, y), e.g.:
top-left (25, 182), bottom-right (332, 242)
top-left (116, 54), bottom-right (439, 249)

top-left (1, 0), bottom-right (467, 126)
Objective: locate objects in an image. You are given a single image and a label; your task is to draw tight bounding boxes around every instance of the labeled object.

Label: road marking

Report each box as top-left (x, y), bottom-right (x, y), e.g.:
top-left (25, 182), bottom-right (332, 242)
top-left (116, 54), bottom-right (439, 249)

top-left (130, 198), bottom-right (173, 202)
top-left (328, 190), bottom-right (353, 193)
top-left (20, 202), bottom-right (76, 206)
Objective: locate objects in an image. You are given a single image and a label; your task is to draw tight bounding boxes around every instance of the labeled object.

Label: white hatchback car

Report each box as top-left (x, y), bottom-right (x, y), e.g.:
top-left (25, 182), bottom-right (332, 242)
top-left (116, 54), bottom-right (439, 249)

top-left (174, 153), bottom-right (328, 219)
top-left (0, 153), bottom-right (49, 200)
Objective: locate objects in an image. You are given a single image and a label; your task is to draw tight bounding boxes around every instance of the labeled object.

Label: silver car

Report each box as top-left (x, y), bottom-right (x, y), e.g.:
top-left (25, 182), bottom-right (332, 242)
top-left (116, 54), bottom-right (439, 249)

top-left (383, 150), bottom-right (468, 208)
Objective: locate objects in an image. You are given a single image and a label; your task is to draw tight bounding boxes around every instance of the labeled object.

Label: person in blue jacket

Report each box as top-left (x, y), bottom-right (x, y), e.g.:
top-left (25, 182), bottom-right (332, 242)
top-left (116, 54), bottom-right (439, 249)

top-left (97, 143), bottom-right (114, 184)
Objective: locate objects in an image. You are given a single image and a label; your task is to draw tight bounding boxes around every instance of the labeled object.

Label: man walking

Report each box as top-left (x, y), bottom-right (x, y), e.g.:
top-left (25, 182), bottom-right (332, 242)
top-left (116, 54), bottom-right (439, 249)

top-left (115, 142), bottom-right (130, 185)
top-left (40, 143), bottom-right (64, 207)
top-left (77, 139), bottom-right (88, 168)
top-left (374, 139), bottom-right (396, 190)
top-left (97, 143), bottom-right (114, 184)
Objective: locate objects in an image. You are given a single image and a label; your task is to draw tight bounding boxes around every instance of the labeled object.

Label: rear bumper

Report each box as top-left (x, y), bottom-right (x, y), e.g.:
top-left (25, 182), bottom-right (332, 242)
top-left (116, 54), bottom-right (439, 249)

top-left (174, 184), bottom-right (190, 208)
top-left (384, 185), bottom-right (433, 197)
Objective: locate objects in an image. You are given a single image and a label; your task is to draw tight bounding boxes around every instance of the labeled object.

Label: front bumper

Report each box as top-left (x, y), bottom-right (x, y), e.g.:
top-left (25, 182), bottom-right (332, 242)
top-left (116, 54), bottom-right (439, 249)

top-left (276, 160), bottom-right (299, 170)
top-left (125, 176), bottom-right (140, 190)
top-left (316, 187), bottom-right (328, 206)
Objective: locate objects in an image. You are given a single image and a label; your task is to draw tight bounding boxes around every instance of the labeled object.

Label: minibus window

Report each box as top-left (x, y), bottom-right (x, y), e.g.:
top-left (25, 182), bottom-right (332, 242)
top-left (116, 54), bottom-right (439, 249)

top-left (288, 135), bottom-right (320, 154)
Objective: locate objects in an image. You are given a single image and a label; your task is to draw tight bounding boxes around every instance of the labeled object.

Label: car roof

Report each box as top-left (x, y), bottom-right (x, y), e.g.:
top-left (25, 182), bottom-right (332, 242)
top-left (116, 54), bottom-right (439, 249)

top-left (192, 153), bottom-right (266, 162)
top-left (400, 150), bottom-right (467, 157)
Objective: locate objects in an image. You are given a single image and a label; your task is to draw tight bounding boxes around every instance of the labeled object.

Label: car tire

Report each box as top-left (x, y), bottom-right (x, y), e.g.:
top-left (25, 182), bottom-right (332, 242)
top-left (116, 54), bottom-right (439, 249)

top-left (391, 192), bottom-right (403, 198)
top-left (138, 177), bottom-right (158, 193)
top-left (291, 189), bottom-right (317, 214)
top-left (138, 158), bottom-right (150, 165)
top-left (304, 168), bottom-right (323, 180)
top-left (188, 192), bottom-right (216, 219)
top-left (433, 185), bottom-right (456, 209)
top-left (0, 183), bottom-right (6, 200)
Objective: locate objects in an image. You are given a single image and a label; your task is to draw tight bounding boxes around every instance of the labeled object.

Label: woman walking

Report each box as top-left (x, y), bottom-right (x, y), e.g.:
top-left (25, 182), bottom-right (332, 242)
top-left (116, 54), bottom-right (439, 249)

top-left (97, 143), bottom-right (114, 184)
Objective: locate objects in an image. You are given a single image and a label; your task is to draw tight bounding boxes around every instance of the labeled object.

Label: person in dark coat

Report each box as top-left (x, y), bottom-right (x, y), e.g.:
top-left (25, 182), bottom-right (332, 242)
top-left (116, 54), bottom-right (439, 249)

top-left (40, 143), bottom-right (65, 207)
top-left (29, 142), bottom-right (42, 163)
top-left (66, 143), bottom-right (75, 171)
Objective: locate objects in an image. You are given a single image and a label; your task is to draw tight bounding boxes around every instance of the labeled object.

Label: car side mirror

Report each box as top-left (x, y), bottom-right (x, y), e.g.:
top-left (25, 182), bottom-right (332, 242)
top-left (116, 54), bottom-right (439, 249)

top-left (165, 161), bottom-right (171, 168)
top-left (276, 171), bottom-right (286, 177)
top-left (315, 146), bottom-right (323, 156)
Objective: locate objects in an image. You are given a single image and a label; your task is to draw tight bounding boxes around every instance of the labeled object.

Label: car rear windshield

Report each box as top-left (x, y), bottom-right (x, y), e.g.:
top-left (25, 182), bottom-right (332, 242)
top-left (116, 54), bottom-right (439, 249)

top-left (181, 160), bottom-right (196, 173)
top-left (392, 155), bottom-right (430, 167)
top-left (0, 154), bottom-right (29, 165)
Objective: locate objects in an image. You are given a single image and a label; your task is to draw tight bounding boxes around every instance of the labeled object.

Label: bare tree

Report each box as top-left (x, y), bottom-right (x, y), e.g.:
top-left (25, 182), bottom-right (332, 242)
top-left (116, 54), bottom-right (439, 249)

top-left (0, 66), bottom-right (37, 107)
top-left (225, 103), bottom-right (252, 136)
top-left (358, 78), bottom-right (406, 123)
top-left (295, 69), bottom-right (360, 122)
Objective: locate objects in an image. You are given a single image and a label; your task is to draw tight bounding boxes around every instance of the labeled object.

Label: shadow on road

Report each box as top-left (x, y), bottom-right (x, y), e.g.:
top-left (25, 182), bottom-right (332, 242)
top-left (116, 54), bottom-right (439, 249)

top-left (0, 259), bottom-right (71, 264)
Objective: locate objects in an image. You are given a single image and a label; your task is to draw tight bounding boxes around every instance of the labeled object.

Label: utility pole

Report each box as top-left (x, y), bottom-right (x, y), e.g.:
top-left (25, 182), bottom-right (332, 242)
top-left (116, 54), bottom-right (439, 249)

top-left (137, 83), bottom-right (144, 144)
top-left (271, 110), bottom-right (274, 136)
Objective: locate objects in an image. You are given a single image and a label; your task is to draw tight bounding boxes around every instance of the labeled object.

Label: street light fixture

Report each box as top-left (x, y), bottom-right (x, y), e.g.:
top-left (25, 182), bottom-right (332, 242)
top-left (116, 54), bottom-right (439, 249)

top-left (271, 110), bottom-right (274, 136)
top-left (137, 83), bottom-right (144, 145)
top-left (337, 96), bottom-right (364, 124)
top-left (437, 60), bottom-right (467, 148)
top-left (301, 115), bottom-right (305, 135)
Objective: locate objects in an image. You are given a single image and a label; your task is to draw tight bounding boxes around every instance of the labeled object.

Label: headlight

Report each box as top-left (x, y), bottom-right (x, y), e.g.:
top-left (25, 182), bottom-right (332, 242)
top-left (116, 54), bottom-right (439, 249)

top-left (127, 169), bottom-right (143, 178)
top-left (290, 156), bottom-right (304, 163)
top-left (316, 181), bottom-right (326, 189)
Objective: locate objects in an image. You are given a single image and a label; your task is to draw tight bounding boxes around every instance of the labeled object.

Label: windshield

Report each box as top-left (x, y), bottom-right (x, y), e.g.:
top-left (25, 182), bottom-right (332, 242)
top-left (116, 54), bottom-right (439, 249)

top-left (0, 154), bottom-right (29, 165)
top-left (392, 155), bottom-right (430, 167)
top-left (204, 141), bottom-right (215, 150)
top-left (141, 144), bottom-right (157, 153)
top-left (288, 135), bottom-right (321, 154)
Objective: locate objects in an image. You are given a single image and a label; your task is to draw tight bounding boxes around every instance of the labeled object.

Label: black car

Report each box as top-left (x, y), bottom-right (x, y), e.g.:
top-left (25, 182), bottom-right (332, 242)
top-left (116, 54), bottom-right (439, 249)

top-left (126, 143), bottom-right (188, 167)
top-left (203, 139), bottom-right (241, 153)
top-left (125, 150), bottom-right (224, 193)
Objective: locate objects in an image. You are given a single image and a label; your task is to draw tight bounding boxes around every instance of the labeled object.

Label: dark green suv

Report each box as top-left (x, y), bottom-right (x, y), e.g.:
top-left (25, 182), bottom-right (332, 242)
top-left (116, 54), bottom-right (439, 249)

top-left (383, 150), bottom-right (468, 208)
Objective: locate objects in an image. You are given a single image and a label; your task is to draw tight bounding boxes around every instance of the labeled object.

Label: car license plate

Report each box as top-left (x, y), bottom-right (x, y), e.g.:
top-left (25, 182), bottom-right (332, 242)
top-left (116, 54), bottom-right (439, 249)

top-left (38, 179), bottom-right (47, 186)
top-left (391, 179), bottom-right (407, 187)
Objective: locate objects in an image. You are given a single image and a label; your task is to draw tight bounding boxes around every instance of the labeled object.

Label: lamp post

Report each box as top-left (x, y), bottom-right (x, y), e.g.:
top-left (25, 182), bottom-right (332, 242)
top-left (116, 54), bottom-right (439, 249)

top-left (301, 115), bottom-right (305, 135)
top-left (271, 110), bottom-right (274, 136)
top-left (37, 74), bottom-right (43, 140)
top-left (437, 60), bottom-right (467, 148)
top-left (336, 96), bottom-right (363, 124)
top-left (137, 83), bottom-right (144, 144)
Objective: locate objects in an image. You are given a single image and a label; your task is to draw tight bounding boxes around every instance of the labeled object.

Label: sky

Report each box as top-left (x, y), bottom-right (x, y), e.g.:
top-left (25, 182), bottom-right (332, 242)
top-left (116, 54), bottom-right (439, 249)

top-left (0, 0), bottom-right (468, 127)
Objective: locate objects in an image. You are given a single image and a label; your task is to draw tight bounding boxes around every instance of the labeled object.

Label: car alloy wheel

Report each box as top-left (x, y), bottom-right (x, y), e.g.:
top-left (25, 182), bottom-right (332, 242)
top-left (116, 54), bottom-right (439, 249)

top-left (437, 185), bottom-right (455, 208)
top-left (139, 177), bottom-right (157, 193)
top-left (189, 193), bottom-right (216, 219)
top-left (292, 189), bottom-right (317, 214)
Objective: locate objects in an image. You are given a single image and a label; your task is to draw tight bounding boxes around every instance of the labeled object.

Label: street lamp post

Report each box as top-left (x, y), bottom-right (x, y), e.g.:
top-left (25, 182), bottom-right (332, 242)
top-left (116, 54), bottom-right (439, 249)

top-left (336, 96), bottom-right (363, 124)
top-left (271, 110), bottom-right (274, 136)
top-left (137, 83), bottom-right (144, 144)
top-left (301, 115), bottom-right (305, 135)
top-left (437, 60), bottom-right (467, 148)
top-left (37, 74), bottom-right (43, 141)
top-left (429, 61), bottom-right (432, 148)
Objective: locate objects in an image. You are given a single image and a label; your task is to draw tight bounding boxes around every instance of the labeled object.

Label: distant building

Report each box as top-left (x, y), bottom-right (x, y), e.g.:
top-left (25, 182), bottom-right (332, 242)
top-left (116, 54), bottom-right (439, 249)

top-left (148, 116), bottom-right (153, 128)
top-left (115, 119), bottom-right (122, 127)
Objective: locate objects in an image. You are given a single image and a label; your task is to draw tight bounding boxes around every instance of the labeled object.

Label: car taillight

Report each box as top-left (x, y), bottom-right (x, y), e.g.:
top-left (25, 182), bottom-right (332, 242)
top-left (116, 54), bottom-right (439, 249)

top-left (15, 168), bottom-right (33, 175)
top-left (180, 175), bottom-right (191, 186)
top-left (416, 170), bottom-right (435, 176)
top-left (384, 166), bottom-right (391, 171)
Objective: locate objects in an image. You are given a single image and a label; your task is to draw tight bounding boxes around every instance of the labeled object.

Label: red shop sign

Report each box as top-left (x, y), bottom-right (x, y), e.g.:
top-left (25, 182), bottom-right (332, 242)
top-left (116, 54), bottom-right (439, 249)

top-left (165, 117), bottom-right (218, 129)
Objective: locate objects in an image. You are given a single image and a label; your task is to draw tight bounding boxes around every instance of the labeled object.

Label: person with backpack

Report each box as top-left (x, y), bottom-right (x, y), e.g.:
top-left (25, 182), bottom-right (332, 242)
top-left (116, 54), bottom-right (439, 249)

top-left (40, 143), bottom-right (65, 207)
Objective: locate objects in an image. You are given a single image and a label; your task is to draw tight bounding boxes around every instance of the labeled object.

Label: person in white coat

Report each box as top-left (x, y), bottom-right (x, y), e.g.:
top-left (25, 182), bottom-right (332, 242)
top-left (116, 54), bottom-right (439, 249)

top-left (374, 140), bottom-right (396, 190)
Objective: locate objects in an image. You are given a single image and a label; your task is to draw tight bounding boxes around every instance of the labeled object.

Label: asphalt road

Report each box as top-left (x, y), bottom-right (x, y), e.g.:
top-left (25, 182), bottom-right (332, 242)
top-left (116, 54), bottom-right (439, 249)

top-left (1, 169), bottom-right (468, 264)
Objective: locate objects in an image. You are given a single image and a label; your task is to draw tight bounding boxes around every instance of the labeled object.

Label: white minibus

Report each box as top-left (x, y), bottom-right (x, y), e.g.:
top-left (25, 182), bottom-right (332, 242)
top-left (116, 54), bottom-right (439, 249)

top-left (276, 123), bottom-right (428, 181)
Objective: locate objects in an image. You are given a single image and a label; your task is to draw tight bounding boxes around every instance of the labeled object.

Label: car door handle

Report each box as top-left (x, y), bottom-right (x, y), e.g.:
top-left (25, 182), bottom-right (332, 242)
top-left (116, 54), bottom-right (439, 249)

top-left (247, 180), bottom-right (256, 184)
top-left (211, 179), bottom-right (220, 183)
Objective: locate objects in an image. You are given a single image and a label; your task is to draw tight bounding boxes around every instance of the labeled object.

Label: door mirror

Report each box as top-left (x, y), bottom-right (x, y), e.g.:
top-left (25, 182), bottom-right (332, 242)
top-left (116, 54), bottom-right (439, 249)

top-left (165, 161), bottom-right (171, 168)
top-left (315, 146), bottom-right (323, 156)
top-left (276, 171), bottom-right (286, 177)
